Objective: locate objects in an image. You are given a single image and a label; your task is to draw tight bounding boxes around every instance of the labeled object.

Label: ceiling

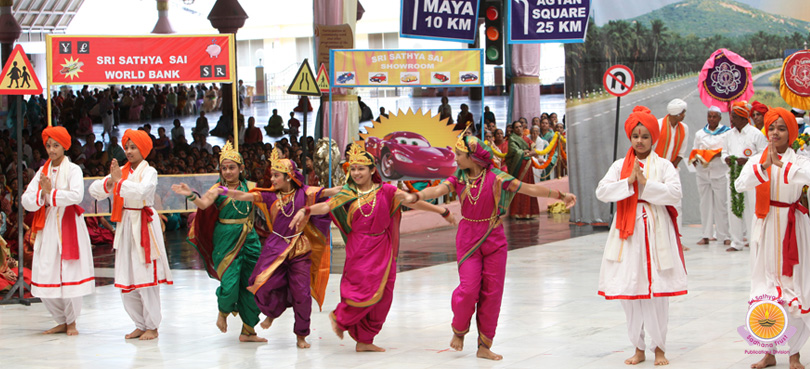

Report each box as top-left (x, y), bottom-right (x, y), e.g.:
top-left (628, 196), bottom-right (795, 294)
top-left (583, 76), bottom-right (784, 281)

top-left (12, 0), bottom-right (85, 35)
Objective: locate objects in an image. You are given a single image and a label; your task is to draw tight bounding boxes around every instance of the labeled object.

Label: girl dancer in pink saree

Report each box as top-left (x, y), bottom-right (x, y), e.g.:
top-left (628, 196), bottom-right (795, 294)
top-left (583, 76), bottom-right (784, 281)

top-left (291, 143), bottom-right (455, 352)
top-left (403, 132), bottom-right (576, 360)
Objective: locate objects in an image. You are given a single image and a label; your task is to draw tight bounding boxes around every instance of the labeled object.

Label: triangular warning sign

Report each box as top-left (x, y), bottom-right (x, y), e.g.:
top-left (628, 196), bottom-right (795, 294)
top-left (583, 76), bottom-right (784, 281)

top-left (287, 59), bottom-right (321, 97)
top-left (316, 64), bottom-right (330, 93)
top-left (0, 44), bottom-right (43, 95)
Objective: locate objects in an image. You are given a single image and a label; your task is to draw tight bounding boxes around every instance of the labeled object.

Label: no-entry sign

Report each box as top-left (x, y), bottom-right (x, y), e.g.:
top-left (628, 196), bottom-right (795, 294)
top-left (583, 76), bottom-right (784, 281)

top-left (603, 65), bottom-right (635, 97)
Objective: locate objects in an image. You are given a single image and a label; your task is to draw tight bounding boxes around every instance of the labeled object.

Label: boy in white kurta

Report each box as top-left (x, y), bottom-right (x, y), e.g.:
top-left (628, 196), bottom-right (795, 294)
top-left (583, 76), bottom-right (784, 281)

top-left (21, 126), bottom-right (95, 335)
top-left (596, 106), bottom-right (687, 366)
top-left (89, 129), bottom-right (172, 340)
top-left (690, 106), bottom-right (731, 245)
top-left (735, 108), bottom-right (810, 369)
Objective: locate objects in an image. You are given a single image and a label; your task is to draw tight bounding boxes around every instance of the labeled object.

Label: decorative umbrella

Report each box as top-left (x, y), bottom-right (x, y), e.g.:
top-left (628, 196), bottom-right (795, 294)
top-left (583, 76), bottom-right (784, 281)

top-left (780, 49), bottom-right (810, 110)
top-left (698, 48), bottom-right (754, 111)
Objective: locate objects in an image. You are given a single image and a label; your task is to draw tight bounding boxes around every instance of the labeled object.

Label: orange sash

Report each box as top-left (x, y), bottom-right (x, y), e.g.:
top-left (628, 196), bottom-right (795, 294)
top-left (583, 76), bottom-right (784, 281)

top-left (655, 116), bottom-right (685, 161)
top-left (110, 163), bottom-right (134, 222)
top-left (688, 148), bottom-right (722, 166)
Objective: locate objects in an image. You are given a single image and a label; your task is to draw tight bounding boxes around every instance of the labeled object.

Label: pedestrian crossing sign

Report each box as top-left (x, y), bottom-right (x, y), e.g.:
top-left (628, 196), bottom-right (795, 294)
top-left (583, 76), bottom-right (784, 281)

top-left (287, 59), bottom-right (321, 97)
top-left (316, 63), bottom-right (330, 93)
top-left (0, 44), bottom-right (42, 95)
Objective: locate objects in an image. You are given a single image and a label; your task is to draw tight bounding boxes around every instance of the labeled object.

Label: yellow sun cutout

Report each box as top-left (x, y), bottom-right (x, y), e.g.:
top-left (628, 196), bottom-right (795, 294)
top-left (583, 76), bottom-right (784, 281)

top-left (59, 57), bottom-right (84, 80)
top-left (748, 301), bottom-right (787, 340)
top-left (359, 107), bottom-right (460, 148)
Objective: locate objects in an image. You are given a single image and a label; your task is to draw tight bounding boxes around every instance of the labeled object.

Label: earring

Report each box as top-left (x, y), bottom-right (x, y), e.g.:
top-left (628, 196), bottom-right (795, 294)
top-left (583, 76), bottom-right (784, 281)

top-left (286, 179), bottom-right (290, 182)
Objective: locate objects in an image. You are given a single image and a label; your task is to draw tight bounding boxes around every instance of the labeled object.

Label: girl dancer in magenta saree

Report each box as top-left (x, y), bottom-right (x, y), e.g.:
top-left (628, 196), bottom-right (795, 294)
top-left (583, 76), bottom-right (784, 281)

top-left (291, 143), bottom-right (455, 352)
top-left (210, 148), bottom-right (337, 348)
top-left (406, 133), bottom-right (576, 360)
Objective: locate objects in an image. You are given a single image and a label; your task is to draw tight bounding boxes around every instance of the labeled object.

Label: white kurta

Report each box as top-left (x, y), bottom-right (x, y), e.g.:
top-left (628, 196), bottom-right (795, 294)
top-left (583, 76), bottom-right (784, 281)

top-left (692, 127), bottom-right (731, 240)
top-left (89, 161), bottom-right (172, 292)
top-left (595, 154), bottom-right (687, 299)
top-left (734, 149), bottom-right (810, 316)
top-left (656, 118), bottom-right (689, 163)
top-left (21, 158), bottom-right (95, 299)
top-left (532, 136), bottom-right (549, 183)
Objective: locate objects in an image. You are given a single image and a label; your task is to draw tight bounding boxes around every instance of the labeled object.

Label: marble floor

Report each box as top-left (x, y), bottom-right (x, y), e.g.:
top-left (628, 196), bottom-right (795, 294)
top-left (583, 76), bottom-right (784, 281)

top-left (0, 224), bottom-right (783, 369)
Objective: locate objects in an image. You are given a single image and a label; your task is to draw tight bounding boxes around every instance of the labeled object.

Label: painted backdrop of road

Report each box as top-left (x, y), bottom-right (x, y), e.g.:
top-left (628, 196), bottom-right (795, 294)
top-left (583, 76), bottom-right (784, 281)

top-left (567, 69), bottom-right (781, 226)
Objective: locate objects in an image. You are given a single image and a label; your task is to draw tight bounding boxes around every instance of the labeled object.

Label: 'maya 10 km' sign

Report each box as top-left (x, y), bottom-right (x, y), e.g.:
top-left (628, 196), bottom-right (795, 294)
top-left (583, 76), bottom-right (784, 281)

top-left (508, 0), bottom-right (591, 44)
top-left (400, 0), bottom-right (480, 44)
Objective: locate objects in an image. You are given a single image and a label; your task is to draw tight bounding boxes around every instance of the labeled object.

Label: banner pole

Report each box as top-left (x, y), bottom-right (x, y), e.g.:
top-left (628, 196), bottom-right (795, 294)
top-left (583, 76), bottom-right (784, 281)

top-left (231, 35), bottom-right (238, 151)
top-left (46, 35), bottom-right (52, 127)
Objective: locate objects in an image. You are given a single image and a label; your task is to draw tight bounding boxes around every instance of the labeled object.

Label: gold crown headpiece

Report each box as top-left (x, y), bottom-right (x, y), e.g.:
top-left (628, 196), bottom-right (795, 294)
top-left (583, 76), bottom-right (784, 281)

top-left (454, 127), bottom-right (470, 153)
top-left (219, 141), bottom-right (242, 165)
top-left (269, 147), bottom-right (292, 174)
top-left (347, 143), bottom-right (374, 166)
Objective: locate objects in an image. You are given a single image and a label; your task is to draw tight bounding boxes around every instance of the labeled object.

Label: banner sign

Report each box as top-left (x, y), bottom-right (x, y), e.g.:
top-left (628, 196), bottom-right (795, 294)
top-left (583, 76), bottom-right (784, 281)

top-left (400, 0), bottom-right (480, 44)
top-left (46, 35), bottom-right (235, 85)
top-left (507, 0), bottom-right (591, 44)
top-left (360, 108), bottom-right (460, 180)
top-left (330, 49), bottom-right (484, 88)
top-left (780, 49), bottom-right (810, 110)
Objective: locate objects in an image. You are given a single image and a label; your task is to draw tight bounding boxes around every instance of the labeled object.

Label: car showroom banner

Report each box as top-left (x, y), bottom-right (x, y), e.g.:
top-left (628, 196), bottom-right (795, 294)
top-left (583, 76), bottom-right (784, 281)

top-left (330, 49), bottom-right (483, 87)
top-left (46, 34), bottom-right (235, 85)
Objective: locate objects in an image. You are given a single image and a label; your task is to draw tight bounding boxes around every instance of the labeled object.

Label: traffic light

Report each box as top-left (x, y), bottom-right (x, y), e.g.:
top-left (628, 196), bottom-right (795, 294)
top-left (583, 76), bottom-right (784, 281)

top-left (483, 0), bottom-right (503, 65)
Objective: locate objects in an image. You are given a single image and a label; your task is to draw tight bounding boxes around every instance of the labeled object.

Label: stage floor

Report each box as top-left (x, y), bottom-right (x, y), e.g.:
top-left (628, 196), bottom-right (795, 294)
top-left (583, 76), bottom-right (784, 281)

top-left (0, 224), bottom-right (781, 369)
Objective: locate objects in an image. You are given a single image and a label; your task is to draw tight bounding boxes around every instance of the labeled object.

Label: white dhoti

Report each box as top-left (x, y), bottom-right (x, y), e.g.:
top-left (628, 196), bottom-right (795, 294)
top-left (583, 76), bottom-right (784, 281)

top-left (621, 298), bottom-right (669, 353)
top-left (122, 286), bottom-right (162, 331)
top-left (787, 314), bottom-right (810, 356)
top-left (727, 182), bottom-right (755, 250)
top-left (42, 297), bottom-right (83, 325)
top-left (696, 169), bottom-right (730, 240)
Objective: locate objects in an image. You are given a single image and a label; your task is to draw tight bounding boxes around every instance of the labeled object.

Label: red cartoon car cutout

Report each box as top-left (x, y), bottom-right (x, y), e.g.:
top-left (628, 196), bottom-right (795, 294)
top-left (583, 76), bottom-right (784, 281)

top-left (370, 74), bottom-right (387, 83)
top-left (365, 131), bottom-right (457, 179)
top-left (433, 73), bottom-right (449, 82)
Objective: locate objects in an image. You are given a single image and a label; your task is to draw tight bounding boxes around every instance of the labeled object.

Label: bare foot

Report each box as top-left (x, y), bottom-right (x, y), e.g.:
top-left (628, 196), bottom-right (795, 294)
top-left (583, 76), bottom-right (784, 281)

top-left (216, 313), bottom-right (227, 333)
top-left (450, 335), bottom-right (464, 351)
top-left (297, 335), bottom-right (311, 349)
top-left (476, 346), bottom-right (503, 360)
top-left (751, 353), bottom-right (776, 369)
top-left (139, 329), bottom-right (158, 340)
top-left (239, 334), bottom-right (268, 343)
top-left (790, 353), bottom-right (804, 369)
top-left (709, 237), bottom-right (717, 241)
top-left (125, 328), bottom-right (145, 339)
top-left (696, 238), bottom-right (709, 245)
top-left (724, 240), bottom-right (731, 245)
top-left (625, 348), bottom-right (646, 365)
top-left (726, 247), bottom-right (741, 252)
top-left (260, 316), bottom-right (274, 330)
top-left (356, 342), bottom-right (385, 352)
top-left (746, 243), bottom-right (750, 248)
top-left (329, 312), bottom-right (344, 340)
top-left (683, 246), bottom-right (690, 251)
top-left (654, 347), bottom-right (669, 366)
top-left (66, 322), bottom-right (78, 336)
top-left (43, 323), bottom-right (67, 334)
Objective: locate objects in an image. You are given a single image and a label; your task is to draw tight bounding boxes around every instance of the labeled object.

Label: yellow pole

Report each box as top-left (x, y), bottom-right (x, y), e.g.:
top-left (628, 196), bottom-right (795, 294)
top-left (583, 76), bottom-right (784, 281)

top-left (230, 34), bottom-right (238, 150)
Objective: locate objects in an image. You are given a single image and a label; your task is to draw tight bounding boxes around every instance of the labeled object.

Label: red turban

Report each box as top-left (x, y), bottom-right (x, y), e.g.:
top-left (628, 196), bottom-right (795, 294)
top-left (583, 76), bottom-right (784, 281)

top-left (624, 106), bottom-right (660, 144)
top-left (751, 101), bottom-right (769, 115)
top-left (732, 101), bottom-right (750, 119)
top-left (42, 126), bottom-right (72, 150)
top-left (755, 107), bottom-right (800, 277)
top-left (122, 129), bottom-right (153, 158)
top-left (616, 106), bottom-right (659, 240)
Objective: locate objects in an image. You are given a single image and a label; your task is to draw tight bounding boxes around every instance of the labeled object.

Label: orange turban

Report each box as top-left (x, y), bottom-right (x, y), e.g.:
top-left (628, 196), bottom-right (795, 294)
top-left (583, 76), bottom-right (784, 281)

top-left (122, 129), bottom-right (153, 158)
top-left (616, 106), bottom-right (659, 240)
top-left (731, 101), bottom-right (750, 119)
top-left (42, 126), bottom-right (71, 150)
top-left (624, 106), bottom-right (660, 144)
top-left (751, 101), bottom-right (769, 115)
top-left (756, 107), bottom-right (800, 277)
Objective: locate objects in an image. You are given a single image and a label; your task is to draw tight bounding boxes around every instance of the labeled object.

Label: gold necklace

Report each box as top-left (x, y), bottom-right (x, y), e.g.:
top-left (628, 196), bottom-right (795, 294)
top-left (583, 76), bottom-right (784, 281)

top-left (228, 182), bottom-right (249, 216)
top-left (465, 170), bottom-right (486, 205)
top-left (278, 189), bottom-right (296, 218)
top-left (357, 192), bottom-right (377, 217)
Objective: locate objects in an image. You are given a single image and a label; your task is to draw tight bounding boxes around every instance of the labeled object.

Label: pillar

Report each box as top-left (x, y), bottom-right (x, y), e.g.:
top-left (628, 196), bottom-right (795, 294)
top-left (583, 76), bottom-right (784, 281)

top-left (151, 0), bottom-right (175, 34)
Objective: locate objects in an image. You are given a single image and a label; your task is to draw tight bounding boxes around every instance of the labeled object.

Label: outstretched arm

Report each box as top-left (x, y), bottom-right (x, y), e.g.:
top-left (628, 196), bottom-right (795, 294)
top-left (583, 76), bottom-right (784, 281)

top-left (171, 183), bottom-right (220, 210)
top-left (321, 186), bottom-right (342, 197)
top-left (399, 190), bottom-right (456, 225)
top-left (401, 182), bottom-right (451, 204)
top-left (290, 202), bottom-right (331, 230)
top-left (215, 186), bottom-right (256, 202)
top-left (518, 183), bottom-right (577, 209)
